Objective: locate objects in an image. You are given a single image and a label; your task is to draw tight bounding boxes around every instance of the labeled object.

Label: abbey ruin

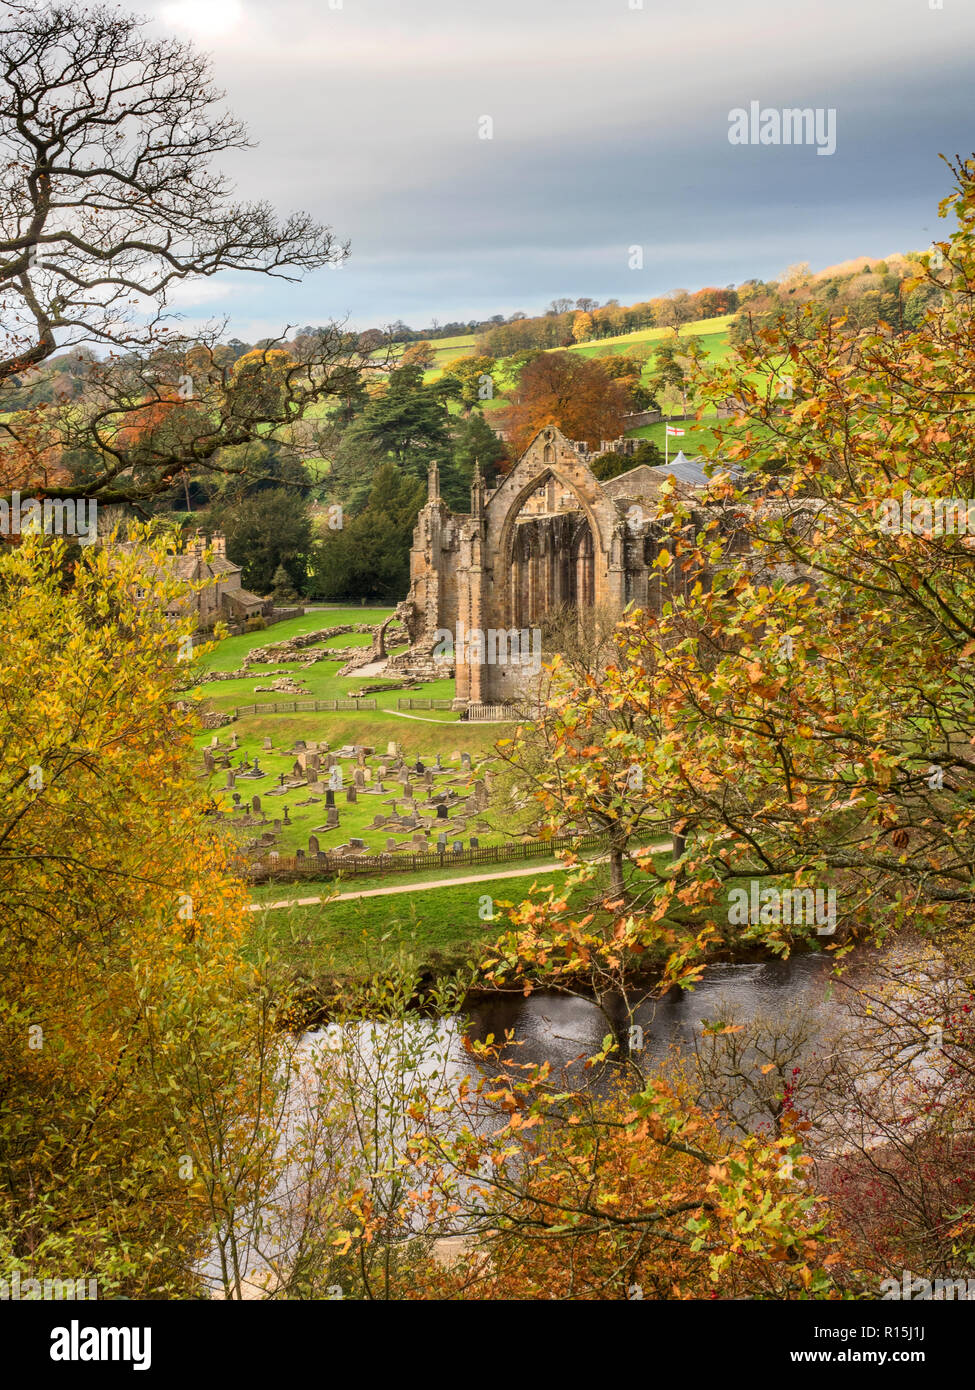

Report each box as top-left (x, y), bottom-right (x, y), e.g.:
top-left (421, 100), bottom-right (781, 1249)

top-left (391, 425), bottom-right (739, 708)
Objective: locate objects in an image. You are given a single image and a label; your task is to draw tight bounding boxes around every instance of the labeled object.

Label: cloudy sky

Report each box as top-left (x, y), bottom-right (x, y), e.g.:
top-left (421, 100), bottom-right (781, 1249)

top-left (144, 0), bottom-right (975, 338)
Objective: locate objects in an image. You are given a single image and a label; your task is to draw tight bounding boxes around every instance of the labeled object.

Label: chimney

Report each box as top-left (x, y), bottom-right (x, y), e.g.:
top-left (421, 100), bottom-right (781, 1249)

top-left (212, 533), bottom-right (226, 557)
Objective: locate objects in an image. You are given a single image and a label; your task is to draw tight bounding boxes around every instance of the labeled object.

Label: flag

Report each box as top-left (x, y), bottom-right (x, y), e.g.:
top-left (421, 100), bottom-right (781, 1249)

top-left (665, 425), bottom-right (685, 437)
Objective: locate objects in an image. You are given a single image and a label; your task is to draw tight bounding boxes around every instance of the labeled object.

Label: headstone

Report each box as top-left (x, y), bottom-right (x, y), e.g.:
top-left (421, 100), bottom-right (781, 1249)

top-left (346, 787), bottom-right (357, 803)
top-left (274, 819), bottom-right (281, 832)
top-left (424, 770), bottom-right (434, 788)
top-left (386, 838), bottom-right (397, 851)
top-left (251, 795), bottom-right (261, 813)
top-left (325, 789), bottom-right (335, 807)
top-left (437, 833), bottom-right (447, 850)
top-left (230, 733), bottom-right (239, 750)
top-left (350, 837), bottom-right (365, 850)
top-left (378, 764), bottom-right (387, 779)
top-left (232, 793), bottom-right (241, 807)
top-left (278, 772), bottom-right (286, 787)
top-left (404, 781), bottom-right (413, 799)
top-left (308, 835), bottom-right (319, 855)
top-left (226, 771), bottom-right (235, 788)
top-left (252, 757), bottom-right (261, 774)
top-left (389, 800), bottom-right (397, 816)
top-left (450, 750), bottom-right (461, 762)
top-left (436, 803), bottom-right (448, 820)
top-left (203, 750), bottom-right (215, 772)
top-left (461, 752), bottom-right (472, 770)
top-left (353, 768), bottom-right (365, 788)
top-left (372, 815), bottom-right (385, 827)
top-left (296, 848), bottom-right (305, 860)
top-left (210, 736), bottom-right (219, 748)
top-left (356, 749), bottom-right (366, 767)
top-left (453, 841), bottom-right (463, 854)
top-left (294, 740), bottom-right (306, 752)
top-left (412, 833), bottom-right (426, 847)
top-left (327, 806), bottom-right (339, 827)
top-left (263, 736), bottom-right (273, 752)
top-left (363, 768), bottom-right (372, 783)
top-left (470, 837), bottom-right (479, 849)
top-left (415, 759), bottom-right (424, 774)
top-left (283, 807), bottom-right (291, 825)
top-left (387, 741), bottom-right (398, 757)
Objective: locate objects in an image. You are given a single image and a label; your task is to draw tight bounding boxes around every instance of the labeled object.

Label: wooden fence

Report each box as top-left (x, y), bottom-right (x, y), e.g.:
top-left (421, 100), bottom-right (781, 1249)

top-left (247, 831), bottom-right (606, 883)
top-left (464, 703), bottom-right (535, 721)
top-left (397, 697), bottom-right (455, 710)
top-left (234, 698), bottom-right (378, 717)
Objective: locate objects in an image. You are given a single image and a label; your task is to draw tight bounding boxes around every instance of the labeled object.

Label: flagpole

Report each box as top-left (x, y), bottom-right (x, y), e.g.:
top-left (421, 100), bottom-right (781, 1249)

top-left (665, 423), bottom-right (669, 468)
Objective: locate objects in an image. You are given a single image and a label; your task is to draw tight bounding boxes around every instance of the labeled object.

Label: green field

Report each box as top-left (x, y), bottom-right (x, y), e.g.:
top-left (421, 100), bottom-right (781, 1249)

top-left (192, 611), bottom-right (524, 857)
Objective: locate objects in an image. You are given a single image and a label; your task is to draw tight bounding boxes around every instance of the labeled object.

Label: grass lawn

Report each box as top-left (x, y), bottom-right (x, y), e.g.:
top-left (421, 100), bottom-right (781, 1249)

top-left (246, 853), bottom-right (835, 987)
top-left (190, 611), bottom-right (523, 856)
top-left (247, 866), bottom-right (604, 981)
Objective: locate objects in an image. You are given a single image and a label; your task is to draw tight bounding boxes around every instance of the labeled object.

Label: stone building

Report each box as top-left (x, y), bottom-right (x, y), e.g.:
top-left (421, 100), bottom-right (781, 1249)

top-left (392, 425), bottom-right (746, 707)
top-left (114, 532), bottom-right (271, 631)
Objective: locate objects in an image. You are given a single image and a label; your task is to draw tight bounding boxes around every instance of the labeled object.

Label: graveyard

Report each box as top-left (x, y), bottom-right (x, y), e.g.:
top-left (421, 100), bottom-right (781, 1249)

top-left (191, 608), bottom-right (530, 873)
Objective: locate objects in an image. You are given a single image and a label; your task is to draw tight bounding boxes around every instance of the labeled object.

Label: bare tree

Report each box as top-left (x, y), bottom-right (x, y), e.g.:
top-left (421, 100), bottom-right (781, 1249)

top-left (0, 0), bottom-right (365, 503)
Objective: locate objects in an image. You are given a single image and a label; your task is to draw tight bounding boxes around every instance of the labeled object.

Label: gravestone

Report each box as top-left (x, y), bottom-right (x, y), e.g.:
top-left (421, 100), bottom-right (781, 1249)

top-left (415, 759), bottom-right (424, 774)
top-left (308, 835), bottom-right (319, 856)
top-left (273, 819), bottom-right (281, 832)
top-left (437, 833), bottom-right (447, 850)
top-left (378, 764), bottom-right (387, 779)
top-left (294, 740), bottom-right (306, 752)
top-left (283, 807), bottom-right (291, 825)
top-left (350, 837), bottom-right (365, 850)
top-left (226, 771), bottom-right (235, 788)
top-left (434, 753), bottom-right (442, 770)
top-left (453, 841), bottom-right (463, 854)
top-left (203, 750), bottom-right (215, 772)
top-left (424, 770), bottom-right (434, 789)
top-left (461, 752), bottom-right (472, 770)
top-left (372, 815), bottom-right (385, 827)
top-left (263, 736), bottom-right (273, 752)
top-left (387, 741), bottom-right (398, 756)
top-left (251, 795), bottom-right (261, 814)
top-left (470, 837), bottom-right (479, 849)
top-left (230, 733), bottom-right (239, 750)
top-left (345, 787), bottom-right (357, 803)
top-left (210, 736), bottom-right (220, 748)
top-left (404, 781), bottom-right (413, 799)
top-left (296, 848), bottom-right (305, 860)
top-left (386, 838), bottom-right (397, 851)
top-left (353, 768), bottom-right (365, 788)
top-left (325, 789), bottom-right (335, 807)
top-left (327, 806), bottom-right (339, 827)
top-left (436, 804), bottom-right (448, 820)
